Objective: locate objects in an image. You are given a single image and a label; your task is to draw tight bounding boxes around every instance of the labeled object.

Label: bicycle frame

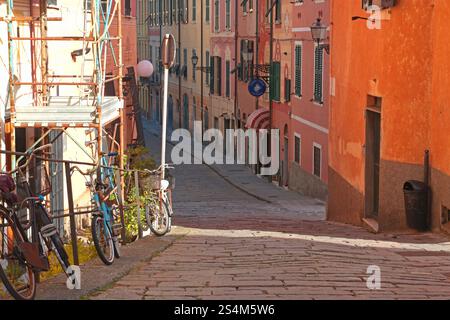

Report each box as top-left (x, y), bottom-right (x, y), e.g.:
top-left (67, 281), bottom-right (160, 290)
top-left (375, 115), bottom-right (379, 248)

top-left (89, 154), bottom-right (120, 239)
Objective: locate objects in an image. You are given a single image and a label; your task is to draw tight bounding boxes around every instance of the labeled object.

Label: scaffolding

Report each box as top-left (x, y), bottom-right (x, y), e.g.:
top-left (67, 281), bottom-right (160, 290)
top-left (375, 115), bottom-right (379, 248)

top-left (1, 0), bottom-right (126, 234)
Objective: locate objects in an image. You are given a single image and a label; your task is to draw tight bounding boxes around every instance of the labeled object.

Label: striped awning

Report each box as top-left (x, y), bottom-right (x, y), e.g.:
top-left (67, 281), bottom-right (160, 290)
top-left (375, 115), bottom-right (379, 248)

top-left (245, 108), bottom-right (270, 130)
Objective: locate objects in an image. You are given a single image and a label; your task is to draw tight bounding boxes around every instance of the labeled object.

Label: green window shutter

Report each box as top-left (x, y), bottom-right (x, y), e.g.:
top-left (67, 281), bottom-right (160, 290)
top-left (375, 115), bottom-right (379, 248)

top-left (270, 62), bottom-right (281, 101)
top-left (217, 57), bottom-right (222, 96)
top-left (226, 61), bottom-right (230, 97)
top-left (284, 78), bottom-right (291, 102)
top-left (210, 56), bottom-right (215, 94)
top-left (295, 45), bottom-right (302, 97)
top-left (314, 46), bottom-right (324, 103)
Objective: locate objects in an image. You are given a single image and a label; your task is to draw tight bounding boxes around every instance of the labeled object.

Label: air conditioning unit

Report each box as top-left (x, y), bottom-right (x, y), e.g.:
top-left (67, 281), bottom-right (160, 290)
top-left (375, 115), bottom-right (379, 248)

top-left (362, 0), bottom-right (396, 10)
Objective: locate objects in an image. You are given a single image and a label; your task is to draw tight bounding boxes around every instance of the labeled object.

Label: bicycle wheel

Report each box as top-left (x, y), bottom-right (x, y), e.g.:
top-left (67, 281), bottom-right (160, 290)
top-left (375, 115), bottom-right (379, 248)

top-left (0, 207), bottom-right (36, 300)
top-left (147, 198), bottom-right (171, 237)
top-left (112, 233), bottom-right (121, 259)
top-left (91, 216), bottom-right (114, 265)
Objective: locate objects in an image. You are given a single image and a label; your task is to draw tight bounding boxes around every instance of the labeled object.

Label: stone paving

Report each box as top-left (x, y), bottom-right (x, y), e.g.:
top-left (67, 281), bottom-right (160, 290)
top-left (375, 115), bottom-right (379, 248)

top-left (89, 120), bottom-right (450, 300)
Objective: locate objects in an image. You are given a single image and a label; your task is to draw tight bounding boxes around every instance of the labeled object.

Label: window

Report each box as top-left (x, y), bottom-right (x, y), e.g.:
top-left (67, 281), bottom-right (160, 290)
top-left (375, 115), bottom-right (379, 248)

top-left (239, 40), bottom-right (254, 82)
top-left (214, 0), bottom-right (219, 32)
top-left (226, 61), bottom-right (230, 97)
top-left (192, 0), bottom-right (196, 22)
top-left (178, 0), bottom-right (188, 23)
top-left (125, 0), bottom-right (132, 16)
top-left (205, 0), bottom-right (210, 22)
top-left (156, 0), bottom-right (160, 25)
top-left (85, 0), bottom-right (108, 11)
top-left (284, 78), bottom-right (291, 102)
top-left (275, 0), bottom-right (281, 23)
top-left (270, 61), bottom-right (281, 101)
top-left (183, 48), bottom-right (188, 79)
top-left (243, 0), bottom-right (247, 14)
top-left (226, 0), bottom-right (231, 29)
top-left (210, 56), bottom-right (222, 96)
top-left (205, 50), bottom-right (210, 84)
top-left (314, 46), bottom-right (324, 103)
top-left (171, 0), bottom-right (177, 23)
top-left (313, 144), bottom-right (322, 178)
top-left (295, 44), bottom-right (302, 97)
top-left (294, 135), bottom-right (301, 164)
top-left (48, 0), bottom-right (57, 5)
top-left (192, 49), bottom-right (197, 80)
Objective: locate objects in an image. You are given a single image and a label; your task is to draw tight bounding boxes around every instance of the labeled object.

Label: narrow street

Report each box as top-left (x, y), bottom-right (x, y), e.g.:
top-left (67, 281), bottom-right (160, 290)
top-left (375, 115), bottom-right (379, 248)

top-left (89, 120), bottom-right (450, 300)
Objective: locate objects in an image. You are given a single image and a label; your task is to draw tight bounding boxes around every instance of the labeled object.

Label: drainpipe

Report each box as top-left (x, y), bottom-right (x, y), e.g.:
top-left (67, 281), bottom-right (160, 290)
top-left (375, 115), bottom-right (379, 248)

top-left (159, 0), bottom-right (162, 124)
top-left (424, 150), bottom-right (431, 230)
top-left (178, 0), bottom-right (182, 128)
top-left (200, 0), bottom-right (204, 141)
top-left (233, 0), bottom-right (238, 130)
top-left (255, 0), bottom-right (259, 111)
top-left (267, 0), bottom-right (274, 183)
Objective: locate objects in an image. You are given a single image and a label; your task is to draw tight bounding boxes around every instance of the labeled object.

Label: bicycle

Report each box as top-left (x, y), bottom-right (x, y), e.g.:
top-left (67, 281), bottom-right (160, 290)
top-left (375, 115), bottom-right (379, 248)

top-left (0, 145), bottom-right (72, 300)
top-left (144, 164), bottom-right (174, 237)
top-left (72, 152), bottom-right (122, 265)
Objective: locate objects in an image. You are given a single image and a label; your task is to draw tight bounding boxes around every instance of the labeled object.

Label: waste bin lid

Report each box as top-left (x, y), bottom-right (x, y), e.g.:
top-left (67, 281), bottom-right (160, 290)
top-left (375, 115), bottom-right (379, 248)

top-left (404, 180), bottom-right (427, 191)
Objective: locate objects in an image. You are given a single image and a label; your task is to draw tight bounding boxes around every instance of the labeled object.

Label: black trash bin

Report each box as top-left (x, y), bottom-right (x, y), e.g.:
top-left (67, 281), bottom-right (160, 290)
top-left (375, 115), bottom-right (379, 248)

top-left (403, 180), bottom-right (429, 231)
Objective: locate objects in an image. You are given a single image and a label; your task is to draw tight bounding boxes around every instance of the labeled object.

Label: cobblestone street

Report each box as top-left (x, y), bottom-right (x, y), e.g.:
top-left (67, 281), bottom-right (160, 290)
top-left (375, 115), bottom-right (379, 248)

top-left (86, 121), bottom-right (450, 300)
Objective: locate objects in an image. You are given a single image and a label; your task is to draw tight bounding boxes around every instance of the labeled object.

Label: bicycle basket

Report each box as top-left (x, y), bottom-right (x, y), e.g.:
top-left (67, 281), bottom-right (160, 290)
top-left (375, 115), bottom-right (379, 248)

top-left (139, 170), bottom-right (175, 191)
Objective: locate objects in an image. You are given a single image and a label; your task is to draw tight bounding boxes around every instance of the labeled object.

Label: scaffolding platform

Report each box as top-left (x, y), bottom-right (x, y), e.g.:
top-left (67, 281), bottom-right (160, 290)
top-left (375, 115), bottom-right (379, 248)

top-left (8, 96), bottom-right (123, 128)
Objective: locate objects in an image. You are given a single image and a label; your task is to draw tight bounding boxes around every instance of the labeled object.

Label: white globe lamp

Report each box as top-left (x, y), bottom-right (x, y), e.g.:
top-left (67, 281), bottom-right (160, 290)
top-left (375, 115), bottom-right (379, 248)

top-left (136, 60), bottom-right (154, 78)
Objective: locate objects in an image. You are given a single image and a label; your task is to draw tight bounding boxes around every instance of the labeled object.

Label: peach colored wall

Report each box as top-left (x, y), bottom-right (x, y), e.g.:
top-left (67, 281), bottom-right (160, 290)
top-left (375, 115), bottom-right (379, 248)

top-left (329, 0), bottom-right (449, 230)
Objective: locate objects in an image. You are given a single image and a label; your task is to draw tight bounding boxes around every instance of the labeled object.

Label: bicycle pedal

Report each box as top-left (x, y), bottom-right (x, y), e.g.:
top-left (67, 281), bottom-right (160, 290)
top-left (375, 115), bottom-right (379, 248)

top-left (41, 223), bottom-right (57, 238)
top-left (112, 223), bottom-right (122, 236)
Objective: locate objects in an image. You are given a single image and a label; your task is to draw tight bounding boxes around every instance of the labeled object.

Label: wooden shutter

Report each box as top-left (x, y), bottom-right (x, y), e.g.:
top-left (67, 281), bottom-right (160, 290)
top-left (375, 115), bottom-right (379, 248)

top-left (226, 61), bottom-right (230, 97)
top-left (210, 56), bottom-right (215, 94)
top-left (314, 47), bottom-right (324, 103)
top-left (217, 57), bottom-right (222, 96)
top-left (295, 45), bottom-right (302, 96)
top-left (270, 62), bottom-right (280, 101)
top-left (284, 79), bottom-right (291, 102)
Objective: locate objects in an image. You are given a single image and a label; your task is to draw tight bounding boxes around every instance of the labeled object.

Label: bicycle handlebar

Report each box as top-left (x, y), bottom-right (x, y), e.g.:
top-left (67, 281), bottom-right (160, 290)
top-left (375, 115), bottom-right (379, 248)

top-left (144, 163), bottom-right (174, 175)
top-left (8, 144), bottom-right (53, 175)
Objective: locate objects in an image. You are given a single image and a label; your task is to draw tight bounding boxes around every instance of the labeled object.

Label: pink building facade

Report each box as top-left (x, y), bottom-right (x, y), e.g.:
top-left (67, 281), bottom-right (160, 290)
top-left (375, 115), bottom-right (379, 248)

top-left (209, 0), bottom-right (236, 132)
top-left (287, 0), bottom-right (329, 200)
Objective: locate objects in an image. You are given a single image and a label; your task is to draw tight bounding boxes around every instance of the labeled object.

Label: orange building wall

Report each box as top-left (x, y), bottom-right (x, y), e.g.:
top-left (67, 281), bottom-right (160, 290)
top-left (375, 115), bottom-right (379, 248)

top-left (329, 0), bottom-right (449, 231)
top-left (107, 6), bottom-right (138, 147)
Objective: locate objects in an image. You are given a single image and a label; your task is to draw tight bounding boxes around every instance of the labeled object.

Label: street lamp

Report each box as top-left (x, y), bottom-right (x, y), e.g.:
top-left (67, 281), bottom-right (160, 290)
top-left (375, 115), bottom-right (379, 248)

top-left (191, 53), bottom-right (199, 69)
top-left (191, 52), bottom-right (210, 72)
top-left (310, 18), bottom-right (330, 54)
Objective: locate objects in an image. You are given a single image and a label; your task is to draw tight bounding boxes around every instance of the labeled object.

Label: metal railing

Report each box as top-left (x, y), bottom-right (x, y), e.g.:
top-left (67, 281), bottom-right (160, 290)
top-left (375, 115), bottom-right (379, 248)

top-left (0, 149), bottom-right (155, 267)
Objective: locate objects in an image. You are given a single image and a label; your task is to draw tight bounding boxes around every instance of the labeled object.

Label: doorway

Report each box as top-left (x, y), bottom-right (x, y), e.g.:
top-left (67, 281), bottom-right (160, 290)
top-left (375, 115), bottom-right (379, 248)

top-left (365, 108), bottom-right (381, 219)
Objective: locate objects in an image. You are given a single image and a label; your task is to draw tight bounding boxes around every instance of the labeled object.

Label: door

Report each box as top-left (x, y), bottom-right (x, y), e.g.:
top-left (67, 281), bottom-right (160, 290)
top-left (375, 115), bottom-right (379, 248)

top-left (365, 110), bottom-right (381, 218)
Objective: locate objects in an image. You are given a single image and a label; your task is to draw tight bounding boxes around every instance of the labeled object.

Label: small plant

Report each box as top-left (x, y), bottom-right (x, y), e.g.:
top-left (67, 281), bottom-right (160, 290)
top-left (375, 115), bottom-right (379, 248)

top-left (123, 188), bottom-right (157, 242)
top-left (39, 239), bottom-right (97, 281)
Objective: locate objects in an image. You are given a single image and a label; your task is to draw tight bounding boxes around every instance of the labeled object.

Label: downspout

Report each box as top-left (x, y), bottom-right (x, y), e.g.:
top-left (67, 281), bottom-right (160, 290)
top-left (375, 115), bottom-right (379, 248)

top-left (233, 0), bottom-right (238, 130)
top-left (178, 0), bottom-right (182, 128)
top-left (200, 0), bottom-right (204, 140)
